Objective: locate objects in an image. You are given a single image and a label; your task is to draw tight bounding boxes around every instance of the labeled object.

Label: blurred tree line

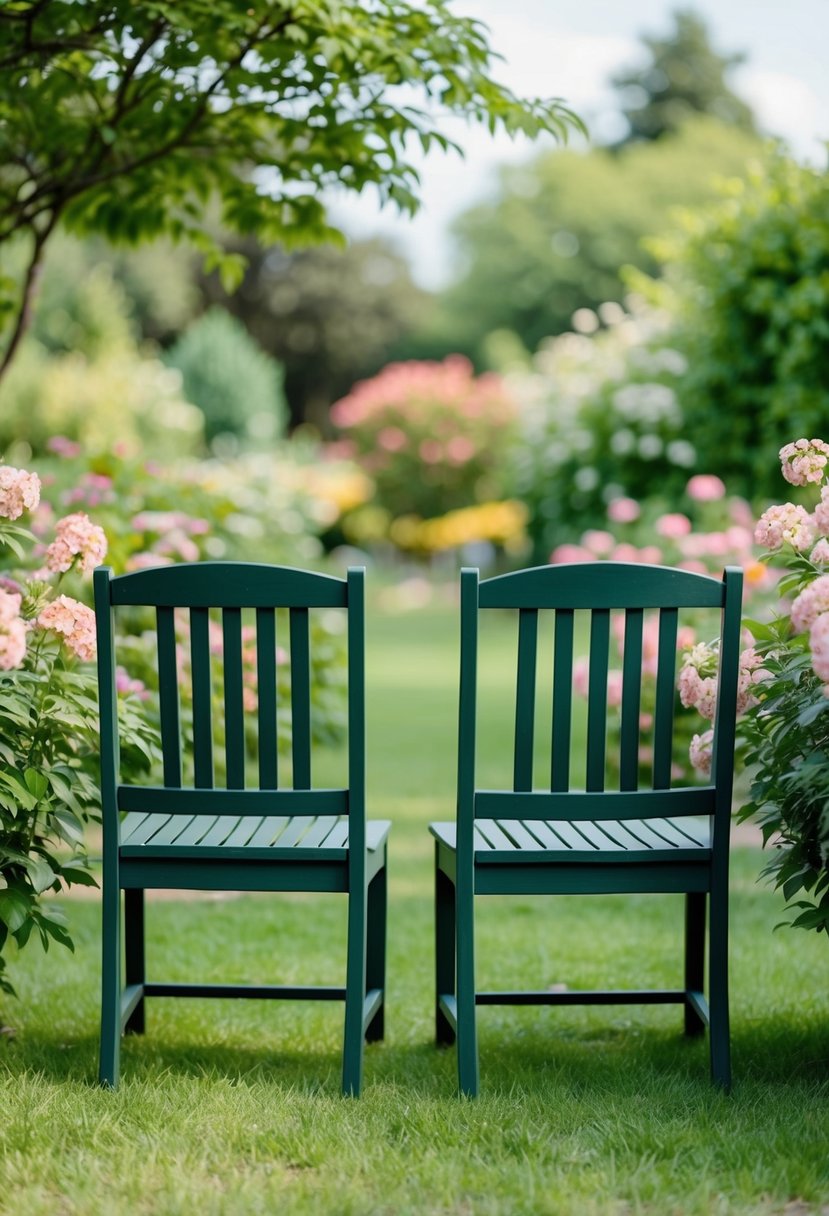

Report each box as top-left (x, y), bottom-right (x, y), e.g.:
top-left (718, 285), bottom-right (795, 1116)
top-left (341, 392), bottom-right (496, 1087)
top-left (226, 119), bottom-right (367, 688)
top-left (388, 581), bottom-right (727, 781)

top-left (3, 6), bottom-right (775, 441)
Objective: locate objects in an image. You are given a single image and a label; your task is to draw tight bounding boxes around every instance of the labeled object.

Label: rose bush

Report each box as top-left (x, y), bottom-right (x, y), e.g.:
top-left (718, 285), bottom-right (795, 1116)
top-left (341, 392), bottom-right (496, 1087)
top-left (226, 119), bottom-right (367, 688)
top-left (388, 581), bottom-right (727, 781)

top-left (679, 439), bottom-right (829, 935)
top-left (331, 356), bottom-right (517, 526)
top-left (0, 465), bottom-right (159, 999)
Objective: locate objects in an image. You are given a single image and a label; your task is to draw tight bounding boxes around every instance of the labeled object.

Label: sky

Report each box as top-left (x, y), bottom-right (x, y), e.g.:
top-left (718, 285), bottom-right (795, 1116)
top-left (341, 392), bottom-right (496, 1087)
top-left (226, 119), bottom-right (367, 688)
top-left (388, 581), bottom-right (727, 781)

top-left (328, 0), bottom-right (829, 287)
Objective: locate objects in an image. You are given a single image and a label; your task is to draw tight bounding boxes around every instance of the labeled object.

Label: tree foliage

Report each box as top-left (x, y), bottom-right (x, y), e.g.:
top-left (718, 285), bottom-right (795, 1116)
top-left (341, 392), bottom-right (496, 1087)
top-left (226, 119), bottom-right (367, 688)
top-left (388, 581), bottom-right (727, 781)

top-left (199, 236), bottom-right (429, 430)
top-left (419, 118), bottom-right (762, 362)
top-left (644, 154), bottom-right (829, 499)
top-left (0, 0), bottom-right (582, 381)
top-left (611, 7), bottom-right (756, 144)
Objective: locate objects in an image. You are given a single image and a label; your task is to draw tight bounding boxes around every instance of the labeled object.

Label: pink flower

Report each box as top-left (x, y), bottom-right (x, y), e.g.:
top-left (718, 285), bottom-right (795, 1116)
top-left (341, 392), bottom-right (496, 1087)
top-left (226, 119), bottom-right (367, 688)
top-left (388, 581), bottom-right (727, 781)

top-left (607, 497), bottom-right (640, 524)
top-left (809, 612), bottom-right (829, 682)
top-left (115, 667), bottom-right (149, 701)
top-left (572, 657), bottom-right (590, 698)
top-left (637, 545), bottom-right (663, 564)
top-left (754, 503), bottom-right (814, 552)
top-left (814, 487), bottom-right (829, 537)
top-left (378, 427), bottom-right (407, 452)
top-left (45, 512), bottom-right (108, 575)
top-left (125, 552), bottom-right (174, 571)
top-left (0, 587), bottom-right (22, 624)
top-left (0, 465), bottom-right (41, 520)
top-left (37, 595), bottom-right (97, 661)
top-left (581, 530), bottom-right (615, 557)
top-left (446, 436), bottom-right (476, 465)
top-left (810, 538), bottom-right (829, 565)
top-left (0, 615), bottom-right (27, 670)
top-left (791, 575), bottom-right (829, 633)
top-left (656, 512), bottom-right (692, 539)
top-left (46, 436), bottom-right (82, 459)
top-left (606, 670), bottom-right (624, 707)
top-left (550, 544), bottom-right (591, 564)
top-left (689, 730), bottom-right (713, 776)
top-left (419, 440), bottom-right (442, 464)
top-left (686, 474), bottom-right (726, 502)
top-left (737, 647), bottom-right (767, 714)
top-left (779, 438), bottom-right (829, 486)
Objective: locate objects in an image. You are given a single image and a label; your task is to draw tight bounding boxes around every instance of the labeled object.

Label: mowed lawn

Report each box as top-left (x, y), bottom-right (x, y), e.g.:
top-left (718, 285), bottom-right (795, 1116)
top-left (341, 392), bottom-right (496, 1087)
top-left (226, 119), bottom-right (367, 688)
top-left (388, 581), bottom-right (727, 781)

top-left (0, 587), bottom-right (827, 1215)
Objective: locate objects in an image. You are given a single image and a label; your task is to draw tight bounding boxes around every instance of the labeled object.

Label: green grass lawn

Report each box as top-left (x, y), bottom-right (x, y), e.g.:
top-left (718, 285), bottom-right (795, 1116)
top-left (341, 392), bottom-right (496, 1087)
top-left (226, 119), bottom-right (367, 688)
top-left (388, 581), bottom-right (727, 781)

top-left (1, 589), bottom-right (828, 1215)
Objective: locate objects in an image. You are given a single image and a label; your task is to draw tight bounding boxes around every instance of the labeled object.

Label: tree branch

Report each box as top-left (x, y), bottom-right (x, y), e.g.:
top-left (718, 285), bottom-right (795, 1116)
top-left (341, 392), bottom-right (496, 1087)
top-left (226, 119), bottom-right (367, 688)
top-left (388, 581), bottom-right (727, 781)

top-left (0, 213), bottom-right (58, 383)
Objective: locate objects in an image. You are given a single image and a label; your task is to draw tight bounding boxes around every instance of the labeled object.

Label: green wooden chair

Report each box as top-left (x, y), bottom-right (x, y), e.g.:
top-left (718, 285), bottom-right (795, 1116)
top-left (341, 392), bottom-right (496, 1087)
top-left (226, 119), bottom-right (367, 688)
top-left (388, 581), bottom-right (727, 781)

top-left (431, 561), bottom-right (743, 1096)
top-left (94, 561), bottom-right (389, 1095)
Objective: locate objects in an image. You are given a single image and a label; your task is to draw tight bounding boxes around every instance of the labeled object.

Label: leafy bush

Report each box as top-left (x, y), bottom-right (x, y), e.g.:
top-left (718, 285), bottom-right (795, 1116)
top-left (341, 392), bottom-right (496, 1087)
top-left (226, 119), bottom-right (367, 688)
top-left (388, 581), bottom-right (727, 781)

top-left (737, 440), bottom-right (829, 935)
top-left (0, 466), bottom-right (159, 998)
top-left (644, 155), bottom-right (829, 498)
top-left (331, 357), bottom-right (517, 525)
top-left (165, 308), bottom-right (287, 445)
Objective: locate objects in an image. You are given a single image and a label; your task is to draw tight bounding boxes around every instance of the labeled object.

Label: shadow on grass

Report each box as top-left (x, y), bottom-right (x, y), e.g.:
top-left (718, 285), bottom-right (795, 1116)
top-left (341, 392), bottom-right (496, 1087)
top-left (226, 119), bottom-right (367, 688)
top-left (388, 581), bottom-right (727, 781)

top-left (5, 1012), bottom-right (827, 1101)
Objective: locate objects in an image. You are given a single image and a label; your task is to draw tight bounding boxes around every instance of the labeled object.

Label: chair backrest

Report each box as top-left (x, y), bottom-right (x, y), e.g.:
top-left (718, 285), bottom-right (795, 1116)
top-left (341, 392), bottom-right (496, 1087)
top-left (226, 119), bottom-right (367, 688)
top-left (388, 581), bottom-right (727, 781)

top-left (94, 562), bottom-right (365, 846)
top-left (457, 561), bottom-right (743, 842)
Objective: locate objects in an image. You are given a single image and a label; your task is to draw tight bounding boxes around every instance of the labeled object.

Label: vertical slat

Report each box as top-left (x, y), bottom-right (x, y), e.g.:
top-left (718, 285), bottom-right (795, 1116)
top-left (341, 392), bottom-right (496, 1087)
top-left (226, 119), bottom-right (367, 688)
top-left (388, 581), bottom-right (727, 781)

top-left (189, 607), bottom-right (213, 789)
top-left (513, 608), bottom-right (538, 791)
top-left (256, 607), bottom-right (278, 790)
top-left (619, 608), bottom-right (644, 791)
top-left (290, 606), bottom-right (312, 789)
top-left (551, 609), bottom-right (574, 792)
top-left (653, 606), bottom-right (679, 789)
top-left (223, 607), bottom-right (245, 790)
top-left (586, 608), bottom-right (610, 793)
top-left (156, 605), bottom-right (181, 788)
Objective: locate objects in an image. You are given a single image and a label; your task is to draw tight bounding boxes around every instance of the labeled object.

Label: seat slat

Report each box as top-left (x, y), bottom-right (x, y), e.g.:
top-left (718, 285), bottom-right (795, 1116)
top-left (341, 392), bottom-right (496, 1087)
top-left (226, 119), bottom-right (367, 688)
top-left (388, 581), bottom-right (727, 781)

top-left (474, 821), bottom-right (515, 851)
top-left (247, 816), bottom-right (289, 847)
top-left (498, 820), bottom-right (547, 850)
top-left (174, 814), bottom-right (219, 847)
top-left (199, 815), bottom-right (245, 846)
top-left (224, 816), bottom-right (264, 847)
top-left (146, 814), bottom-right (197, 846)
top-left (120, 811), bottom-right (157, 845)
top-left (272, 816), bottom-right (315, 849)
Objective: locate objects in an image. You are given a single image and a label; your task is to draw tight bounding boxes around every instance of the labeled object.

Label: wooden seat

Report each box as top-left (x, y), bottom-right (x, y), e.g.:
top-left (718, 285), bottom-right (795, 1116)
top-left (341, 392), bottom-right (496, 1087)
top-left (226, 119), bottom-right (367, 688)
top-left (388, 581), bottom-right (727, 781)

top-left (431, 562), bottom-right (742, 1095)
top-left (94, 561), bottom-right (389, 1095)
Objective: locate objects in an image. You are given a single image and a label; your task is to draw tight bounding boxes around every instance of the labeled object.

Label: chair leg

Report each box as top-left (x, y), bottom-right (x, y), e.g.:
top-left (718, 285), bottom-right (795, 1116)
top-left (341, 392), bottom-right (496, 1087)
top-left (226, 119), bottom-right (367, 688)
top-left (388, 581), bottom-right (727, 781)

top-left (124, 889), bottom-right (146, 1035)
top-left (365, 851), bottom-right (387, 1043)
top-left (455, 871), bottom-right (479, 1097)
top-left (684, 891), bottom-right (706, 1037)
top-left (342, 882), bottom-right (367, 1097)
top-left (99, 882), bottom-right (122, 1088)
top-left (708, 881), bottom-right (731, 1091)
top-left (435, 851), bottom-right (456, 1046)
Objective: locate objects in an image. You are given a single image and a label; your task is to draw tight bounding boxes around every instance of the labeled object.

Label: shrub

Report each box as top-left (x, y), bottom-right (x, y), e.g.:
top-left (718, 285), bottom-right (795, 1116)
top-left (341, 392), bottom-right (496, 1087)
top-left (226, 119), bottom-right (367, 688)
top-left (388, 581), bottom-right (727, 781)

top-left (165, 308), bottom-right (287, 445)
top-left (330, 356), bottom-right (517, 524)
top-left (509, 300), bottom-right (693, 558)
top-left (0, 466), bottom-right (159, 999)
top-left (644, 154), bottom-right (829, 498)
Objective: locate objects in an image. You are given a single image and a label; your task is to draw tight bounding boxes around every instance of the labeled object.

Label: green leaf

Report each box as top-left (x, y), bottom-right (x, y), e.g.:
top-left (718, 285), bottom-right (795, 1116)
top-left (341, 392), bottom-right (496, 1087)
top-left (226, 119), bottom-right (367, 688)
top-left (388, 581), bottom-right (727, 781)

top-left (24, 769), bottom-right (50, 800)
top-left (0, 888), bottom-right (31, 933)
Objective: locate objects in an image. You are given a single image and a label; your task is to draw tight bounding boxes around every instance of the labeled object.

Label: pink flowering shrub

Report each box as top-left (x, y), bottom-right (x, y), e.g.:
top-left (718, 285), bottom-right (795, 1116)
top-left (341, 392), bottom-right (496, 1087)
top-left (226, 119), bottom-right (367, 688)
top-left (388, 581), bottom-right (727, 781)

top-left (0, 464), bottom-right (160, 998)
top-left (331, 357), bottom-right (517, 524)
top-left (681, 440), bottom-right (829, 935)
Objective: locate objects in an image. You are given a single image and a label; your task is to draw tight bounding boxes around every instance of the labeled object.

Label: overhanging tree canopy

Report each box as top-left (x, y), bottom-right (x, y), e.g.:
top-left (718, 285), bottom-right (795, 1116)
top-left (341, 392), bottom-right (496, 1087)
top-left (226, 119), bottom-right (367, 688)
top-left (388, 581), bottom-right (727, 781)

top-left (0, 0), bottom-right (582, 379)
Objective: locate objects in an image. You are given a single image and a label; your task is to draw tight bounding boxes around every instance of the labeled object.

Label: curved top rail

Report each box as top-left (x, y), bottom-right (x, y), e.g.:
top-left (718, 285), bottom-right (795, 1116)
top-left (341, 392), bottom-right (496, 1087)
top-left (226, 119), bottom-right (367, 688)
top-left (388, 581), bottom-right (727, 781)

top-left (102, 562), bottom-right (350, 608)
top-left (477, 562), bottom-right (732, 610)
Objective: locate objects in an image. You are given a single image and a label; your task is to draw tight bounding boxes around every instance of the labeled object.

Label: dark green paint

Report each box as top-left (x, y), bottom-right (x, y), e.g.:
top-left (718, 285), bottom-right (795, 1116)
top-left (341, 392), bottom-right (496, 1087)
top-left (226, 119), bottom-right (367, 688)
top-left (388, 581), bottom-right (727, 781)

top-left (94, 562), bottom-right (389, 1096)
top-left (432, 562), bottom-right (743, 1096)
